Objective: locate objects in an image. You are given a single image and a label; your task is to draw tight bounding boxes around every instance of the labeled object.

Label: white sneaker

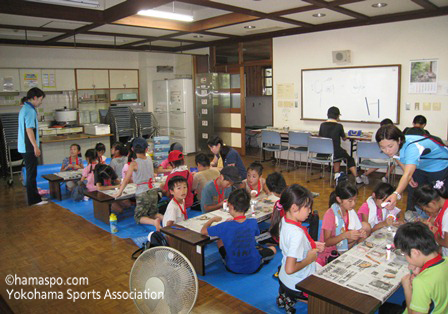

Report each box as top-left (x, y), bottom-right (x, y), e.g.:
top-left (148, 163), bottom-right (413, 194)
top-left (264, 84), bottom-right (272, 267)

top-left (381, 176), bottom-right (388, 183)
top-left (355, 176), bottom-right (363, 184)
top-left (361, 174), bottom-right (369, 185)
top-left (33, 201), bottom-right (48, 206)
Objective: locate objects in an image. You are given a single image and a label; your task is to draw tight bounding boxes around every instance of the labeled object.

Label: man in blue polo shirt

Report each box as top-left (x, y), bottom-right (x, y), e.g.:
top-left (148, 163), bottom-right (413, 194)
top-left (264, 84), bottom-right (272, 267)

top-left (18, 88), bottom-right (47, 206)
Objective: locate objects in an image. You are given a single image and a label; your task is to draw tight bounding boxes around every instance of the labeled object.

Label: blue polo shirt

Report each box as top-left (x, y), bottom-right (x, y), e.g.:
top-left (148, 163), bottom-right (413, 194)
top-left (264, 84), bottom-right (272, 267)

top-left (18, 102), bottom-right (39, 153)
top-left (200, 180), bottom-right (232, 213)
top-left (398, 135), bottom-right (448, 172)
top-left (223, 147), bottom-right (247, 179)
top-left (208, 218), bottom-right (261, 274)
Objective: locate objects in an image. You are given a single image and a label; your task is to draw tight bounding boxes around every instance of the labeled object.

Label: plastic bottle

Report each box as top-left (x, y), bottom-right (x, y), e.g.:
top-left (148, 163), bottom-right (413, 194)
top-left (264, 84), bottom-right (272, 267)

top-left (223, 200), bottom-right (228, 212)
top-left (110, 213), bottom-right (118, 234)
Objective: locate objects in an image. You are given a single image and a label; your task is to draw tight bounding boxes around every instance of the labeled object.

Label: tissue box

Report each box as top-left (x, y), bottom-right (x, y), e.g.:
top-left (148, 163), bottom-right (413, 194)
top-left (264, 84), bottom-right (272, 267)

top-left (84, 124), bottom-right (110, 135)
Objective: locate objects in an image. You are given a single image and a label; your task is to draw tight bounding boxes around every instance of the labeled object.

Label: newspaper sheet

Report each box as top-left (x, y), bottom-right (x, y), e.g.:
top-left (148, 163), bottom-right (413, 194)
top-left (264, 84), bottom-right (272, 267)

top-left (314, 227), bottom-right (409, 302)
top-left (100, 182), bottom-right (163, 200)
top-left (177, 193), bottom-right (277, 234)
top-left (54, 170), bottom-right (83, 180)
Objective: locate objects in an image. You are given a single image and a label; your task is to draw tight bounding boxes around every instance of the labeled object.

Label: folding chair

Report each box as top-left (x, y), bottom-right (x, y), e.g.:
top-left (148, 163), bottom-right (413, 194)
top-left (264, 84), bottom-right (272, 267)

top-left (287, 131), bottom-right (310, 172)
top-left (357, 142), bottom-right (394, 183)
top-left (260, 130), bottom-right (288, 167)
top-left (306, 136), bottom-right (346, 185)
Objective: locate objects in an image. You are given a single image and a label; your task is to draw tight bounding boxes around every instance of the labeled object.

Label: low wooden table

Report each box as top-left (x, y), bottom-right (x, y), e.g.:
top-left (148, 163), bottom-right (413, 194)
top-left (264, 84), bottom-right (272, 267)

top-left (42, 173), bottom-right (80, 201)
top-left (83, 190), bottom-right (117, 224)
top-left (296, 276), bottom-right (381, 314)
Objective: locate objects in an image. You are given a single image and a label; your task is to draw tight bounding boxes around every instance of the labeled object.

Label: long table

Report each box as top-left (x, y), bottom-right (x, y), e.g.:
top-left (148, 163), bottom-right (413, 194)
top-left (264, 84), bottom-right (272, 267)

top-left (161, 193), bottom-right (278, 275)
top-left (296, 227), bottom-right (408, 314)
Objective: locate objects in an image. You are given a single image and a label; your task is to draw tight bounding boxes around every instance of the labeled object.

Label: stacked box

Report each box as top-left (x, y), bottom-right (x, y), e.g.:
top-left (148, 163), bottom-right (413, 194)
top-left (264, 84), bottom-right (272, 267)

top-left (153, 136), bottom-right (170, 167)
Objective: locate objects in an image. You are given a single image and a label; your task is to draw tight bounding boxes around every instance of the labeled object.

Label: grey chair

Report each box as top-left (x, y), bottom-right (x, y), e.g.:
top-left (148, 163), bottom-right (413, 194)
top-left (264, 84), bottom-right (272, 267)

top-left (306, 136), bottom-right (346, 185)
top-left (287, 131), bottom-right (310, 172)
top-left (260, 130), bottom-right (288, 167)
top-left (357, 141), bottom-right (394, 183)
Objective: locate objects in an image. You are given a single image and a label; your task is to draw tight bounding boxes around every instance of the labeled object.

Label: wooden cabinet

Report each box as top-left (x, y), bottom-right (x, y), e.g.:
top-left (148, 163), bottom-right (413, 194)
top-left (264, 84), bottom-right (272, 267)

top-left (76, 69), bottom-right (109, 89)
top-left (245, 65), bottom-right (263, 96)
top-left (19, 69), bottom-right (42, 91)
top-left (109, 69), bottom-right (138, 89)
top-left (55, 69), bottom-right (76, 91)
top-left (0, 69), bottom-right (20, 92)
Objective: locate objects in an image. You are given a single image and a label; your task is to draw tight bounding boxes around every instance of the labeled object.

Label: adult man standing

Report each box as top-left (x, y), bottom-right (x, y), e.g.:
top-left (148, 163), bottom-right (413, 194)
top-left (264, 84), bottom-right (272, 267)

top-left (18, 87), bottom-right (47, 206)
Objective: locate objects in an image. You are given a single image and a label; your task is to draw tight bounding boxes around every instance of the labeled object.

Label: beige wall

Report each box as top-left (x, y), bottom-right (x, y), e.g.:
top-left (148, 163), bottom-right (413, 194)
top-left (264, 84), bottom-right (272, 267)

top-left (273, 16), bottom-right (448, 139)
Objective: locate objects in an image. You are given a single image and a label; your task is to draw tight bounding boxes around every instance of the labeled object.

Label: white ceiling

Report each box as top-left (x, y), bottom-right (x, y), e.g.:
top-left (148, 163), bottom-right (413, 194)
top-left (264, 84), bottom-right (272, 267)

top-left (341, 0), bottom-right (424, 17)
top-left (284, 8), bottom-right (356, 24)
top-left (172, 33), bottom-right (228, 41)
top-left (210, 0), bottom-right (310, 14)
top-left (210, 19), bottom-right (297, 36)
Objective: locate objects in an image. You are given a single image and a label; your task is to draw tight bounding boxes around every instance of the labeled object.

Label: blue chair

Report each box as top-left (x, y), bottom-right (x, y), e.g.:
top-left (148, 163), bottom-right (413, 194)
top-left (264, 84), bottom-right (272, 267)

top-left (306, 136), bottom-right (346, 185)
top-left (357, 141), bottom-right (394, 183)
top-left (287, 131), bottom-right (310, 172)
top-left (260, 130), bottom-right (288, 167)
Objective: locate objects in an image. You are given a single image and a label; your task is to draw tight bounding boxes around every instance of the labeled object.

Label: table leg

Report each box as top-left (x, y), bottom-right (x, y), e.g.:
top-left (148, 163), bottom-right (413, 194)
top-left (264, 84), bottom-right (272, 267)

top-left (92, 200), bottom-right (111, 224)
top-left (308, 295), bottom-right (353, 314)
top-left (49, 181), bottom-right (62, 201)
top-left (168, 237), bottom-right (206, 276)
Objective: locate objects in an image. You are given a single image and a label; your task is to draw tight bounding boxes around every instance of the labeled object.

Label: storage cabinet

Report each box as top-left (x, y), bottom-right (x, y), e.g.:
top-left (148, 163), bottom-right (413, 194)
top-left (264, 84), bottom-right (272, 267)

top-left (109, 70), bottom-right (138, 89)
top-left (55, 69), bottom-right (76, 91)
top-left (76, 69), bottom-right (109, 89)
top-left (0, 69), bottom-right (20, 92)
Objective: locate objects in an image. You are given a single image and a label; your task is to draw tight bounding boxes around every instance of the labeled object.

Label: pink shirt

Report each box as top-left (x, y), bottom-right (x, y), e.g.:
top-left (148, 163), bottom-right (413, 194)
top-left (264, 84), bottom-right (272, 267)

top-left (317, 209), bottom-right (348, 264)
top-left (357, 202), bottom-right (381, 223)
top-left (122, 163), bottom-right (129, 179)
top-left (82, 163), bottom-right (97, 192)
top-left (160, 158), bottom-right (169, 169)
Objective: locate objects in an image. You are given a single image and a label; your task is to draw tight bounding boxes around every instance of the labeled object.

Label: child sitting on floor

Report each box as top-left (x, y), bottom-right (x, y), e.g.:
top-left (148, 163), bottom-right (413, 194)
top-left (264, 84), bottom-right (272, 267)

top-left (61, 143), bottom-right (84, 191)
top-left (395, 222), bottom-right (448, 314)
top-left (114, 138), bottom-right (162, 231)
top-left (317, 181), bottom-right (371, 265)
top-left (157, 142), bottom-right (183, 173)
top-left (242, 162), bottom-right (270, 197)
top-left (94, 164), bottom-right (131, 214)
top-left (95, 142), bottom-right (107, 163)
top-left (201, 188), bottom-right (276, 274)
top-left (162, 150), bottom-right (195, 210)
top-left (276, 184), bottom-right (325, 312)
top-left (413, 180), bottom-right (448, 256)
top-left (109, 142), bottom-right (128, 179)
top-left (79, 149), bottom-right (100, 192)
top-left (357, 182), bottom-right (402, 232)
top-left (163, 176), bottom-right (189, 227)
top-left (121, 141), bottom-right (136, 181)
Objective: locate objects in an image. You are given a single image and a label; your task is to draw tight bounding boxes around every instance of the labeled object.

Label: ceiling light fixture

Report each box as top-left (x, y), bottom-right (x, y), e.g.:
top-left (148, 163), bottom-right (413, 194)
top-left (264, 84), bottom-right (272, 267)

top-left (244, 25), bottom-right (256, 29)
top-left (312, 13), bottom-right (326, 18)
top-left (372, 3), bottom-right (388, 8)
top-left (26, 0), bottom-right (100, 8)
top-left (138, 9), bottom-right (194, 22)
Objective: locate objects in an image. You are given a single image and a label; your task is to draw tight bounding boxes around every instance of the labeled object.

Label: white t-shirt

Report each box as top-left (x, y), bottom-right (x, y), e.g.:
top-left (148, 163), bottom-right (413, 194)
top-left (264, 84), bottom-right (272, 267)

top-left (442, 210), bottom-right (448, 257)
top-left (162, 199), bottom-right (186, 227)
top-left (279, 217), bottom-right (316, 291)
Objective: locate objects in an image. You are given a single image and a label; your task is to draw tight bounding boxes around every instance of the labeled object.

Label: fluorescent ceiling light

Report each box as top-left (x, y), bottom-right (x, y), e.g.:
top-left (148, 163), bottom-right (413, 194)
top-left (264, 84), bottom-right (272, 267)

top-left (138, 9), bottom-right (194, 22)
top-left (372, 3), bottom-right (388, 8)
top-left (26, 0), bottom-right (100, 8)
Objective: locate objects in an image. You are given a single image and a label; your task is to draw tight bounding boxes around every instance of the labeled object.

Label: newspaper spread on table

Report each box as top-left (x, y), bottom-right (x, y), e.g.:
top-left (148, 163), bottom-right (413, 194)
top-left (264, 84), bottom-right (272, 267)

top-left (54, 170), bottom-right (83, 180)
top-left (100, 181), bottom-right (164, 200)
top-left (313, 227), bottom-right (409, 302)
top-left (177, 193), bottom-right (277, 234)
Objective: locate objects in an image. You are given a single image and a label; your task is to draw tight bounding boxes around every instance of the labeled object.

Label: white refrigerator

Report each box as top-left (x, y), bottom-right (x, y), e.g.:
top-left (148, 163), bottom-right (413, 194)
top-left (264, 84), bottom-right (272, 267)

top-left (152, 79), bottom-right (196, 154)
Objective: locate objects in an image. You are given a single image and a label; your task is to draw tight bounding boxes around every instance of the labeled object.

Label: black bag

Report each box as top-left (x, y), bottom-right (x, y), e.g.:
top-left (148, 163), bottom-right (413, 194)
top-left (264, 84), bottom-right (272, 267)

top-left (131, 231), bottom-right (169, 259)
top-left (71, 182), bottom-right (87, 201)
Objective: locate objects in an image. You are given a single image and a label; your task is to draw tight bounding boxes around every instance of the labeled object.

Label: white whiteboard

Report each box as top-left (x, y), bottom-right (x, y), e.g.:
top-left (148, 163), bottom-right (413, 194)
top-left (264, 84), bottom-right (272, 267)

top-left (301, 65), bottom-right (401, 123)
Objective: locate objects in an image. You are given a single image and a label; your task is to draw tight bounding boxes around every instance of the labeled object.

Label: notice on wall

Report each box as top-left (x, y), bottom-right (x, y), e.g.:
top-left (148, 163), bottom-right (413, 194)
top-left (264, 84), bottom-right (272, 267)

top-left (23, 73), bottom-right (39, 89)
top-left (42, 73), bottom-right (56, 88)
top-left (277, 83), bottom-right (294, 99)
top-left (409, 59), bottom-right (438, 94)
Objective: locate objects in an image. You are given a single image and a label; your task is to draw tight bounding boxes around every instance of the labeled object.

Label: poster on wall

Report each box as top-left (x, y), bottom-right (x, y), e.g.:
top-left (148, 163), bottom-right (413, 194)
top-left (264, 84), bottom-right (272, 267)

top-left (23, 73), bottom-right (39, 89)
top-left (409, 59), bottom-right (438, 94)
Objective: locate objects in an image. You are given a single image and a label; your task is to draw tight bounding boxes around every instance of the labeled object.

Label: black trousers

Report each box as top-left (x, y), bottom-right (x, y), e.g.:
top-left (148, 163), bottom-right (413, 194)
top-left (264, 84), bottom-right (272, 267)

top-left (22, 152), bottom-right (42, 206)
top-left (407, 167), bottom-right (448, 211)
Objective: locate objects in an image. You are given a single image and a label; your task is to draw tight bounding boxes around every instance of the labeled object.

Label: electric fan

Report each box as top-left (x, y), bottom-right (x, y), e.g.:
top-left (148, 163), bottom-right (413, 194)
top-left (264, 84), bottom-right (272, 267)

top-left (130, 247), bottom-right (198, 313)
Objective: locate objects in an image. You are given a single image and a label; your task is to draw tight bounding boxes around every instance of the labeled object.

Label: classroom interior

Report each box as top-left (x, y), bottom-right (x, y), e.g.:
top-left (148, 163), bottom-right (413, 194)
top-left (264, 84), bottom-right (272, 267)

top-left (0, 0), bottom-right (447, 313)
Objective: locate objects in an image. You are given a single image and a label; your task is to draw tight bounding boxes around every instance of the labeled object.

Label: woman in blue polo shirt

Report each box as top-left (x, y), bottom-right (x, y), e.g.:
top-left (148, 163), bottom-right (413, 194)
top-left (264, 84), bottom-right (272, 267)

top-left (375, 124), bottom-right (448, 212)
top-left (18, 87), bottom-right (46, 206)
top-left (207, 135), bottom-right (247, 179)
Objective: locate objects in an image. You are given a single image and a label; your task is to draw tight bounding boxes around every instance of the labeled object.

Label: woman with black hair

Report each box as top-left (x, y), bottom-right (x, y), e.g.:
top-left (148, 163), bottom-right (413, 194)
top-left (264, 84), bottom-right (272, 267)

top-left (18, 87), bottom-right (46, 206)
top-left (207, 135), bottom-right (247, 179)
top-left (376, 124), bottom-right (448, 212)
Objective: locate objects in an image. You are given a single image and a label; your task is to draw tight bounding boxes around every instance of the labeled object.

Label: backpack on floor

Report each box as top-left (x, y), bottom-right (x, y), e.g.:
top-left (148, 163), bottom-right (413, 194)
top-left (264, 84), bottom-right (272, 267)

top-left (131, 231), bottom-right (169, 259)
top-left (71, 182), bottom-right (87, 201)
